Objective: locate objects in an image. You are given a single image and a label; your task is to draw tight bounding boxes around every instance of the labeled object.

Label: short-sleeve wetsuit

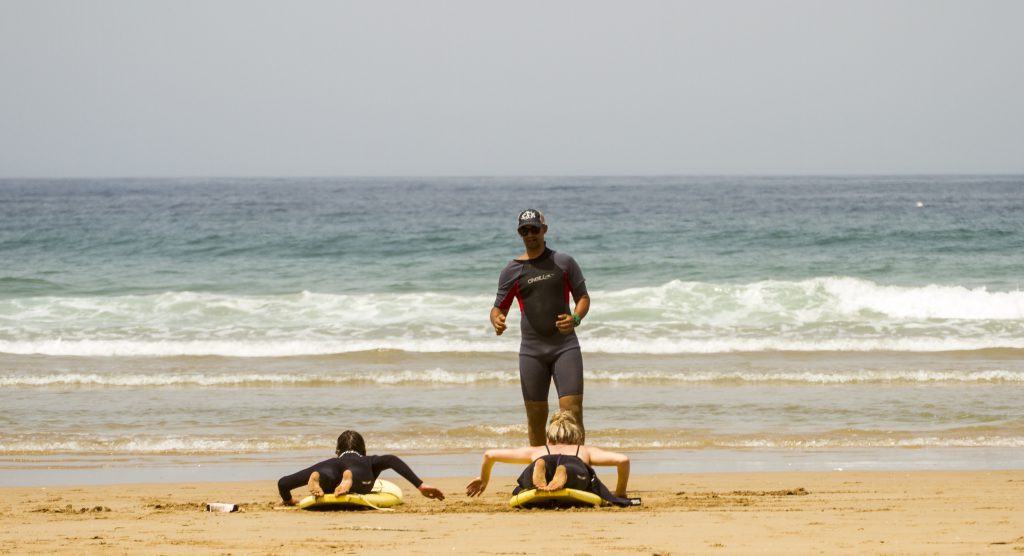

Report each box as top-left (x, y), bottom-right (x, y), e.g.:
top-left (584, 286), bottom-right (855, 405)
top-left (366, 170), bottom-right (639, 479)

top-left (277, 452), bottom-right (423, 502)
top-left (494, 246), bottom-right (588, 402)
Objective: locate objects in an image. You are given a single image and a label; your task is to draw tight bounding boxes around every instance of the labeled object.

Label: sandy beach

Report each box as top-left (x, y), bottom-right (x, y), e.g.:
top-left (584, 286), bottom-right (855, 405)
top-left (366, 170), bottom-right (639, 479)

top-left (4, 0), bottom-right (1024, 548)
top-left (2, 470), bottom-right (1022, 555)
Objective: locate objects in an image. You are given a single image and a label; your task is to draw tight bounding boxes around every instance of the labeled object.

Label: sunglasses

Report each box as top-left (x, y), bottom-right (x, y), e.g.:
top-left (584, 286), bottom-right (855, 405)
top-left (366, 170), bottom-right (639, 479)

top-left (518, 226), bottom-right (542, 237)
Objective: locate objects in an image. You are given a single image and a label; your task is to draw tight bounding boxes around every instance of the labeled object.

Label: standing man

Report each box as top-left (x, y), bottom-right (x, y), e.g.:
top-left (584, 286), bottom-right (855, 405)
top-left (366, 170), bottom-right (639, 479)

top-left (491, 209), bottom-right (590, 446)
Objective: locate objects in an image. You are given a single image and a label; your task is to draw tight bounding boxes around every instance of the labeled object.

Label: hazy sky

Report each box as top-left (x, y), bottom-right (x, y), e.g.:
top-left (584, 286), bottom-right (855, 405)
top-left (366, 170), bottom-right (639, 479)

top-left (2, 0), bottom-right (1022, 177)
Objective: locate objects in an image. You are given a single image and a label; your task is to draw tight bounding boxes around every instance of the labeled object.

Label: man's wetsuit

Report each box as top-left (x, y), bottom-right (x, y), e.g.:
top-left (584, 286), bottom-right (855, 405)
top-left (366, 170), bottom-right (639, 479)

top-left (512, 446), bottom-right (637, 507)
top-left (494, 247), bottom-right (588, 402)
top-left (277, 452), bottom-right (423, 502)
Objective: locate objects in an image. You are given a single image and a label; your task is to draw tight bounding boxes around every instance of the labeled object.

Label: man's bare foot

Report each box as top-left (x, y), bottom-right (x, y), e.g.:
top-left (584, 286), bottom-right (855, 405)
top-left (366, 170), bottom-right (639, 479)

top-left (538, 464), bottom-right (567, 492)
top-left (531, 459), bottom-right (548, 489)
top-left (334, 469), bottom-right (353, 496)
top-left (308, 471), bottom-right (324, 497)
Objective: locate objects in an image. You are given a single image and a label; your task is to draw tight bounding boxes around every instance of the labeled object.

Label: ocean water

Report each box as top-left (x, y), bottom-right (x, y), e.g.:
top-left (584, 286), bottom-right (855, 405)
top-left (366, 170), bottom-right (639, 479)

top-left (1, 176), bottom-right (1023, 485)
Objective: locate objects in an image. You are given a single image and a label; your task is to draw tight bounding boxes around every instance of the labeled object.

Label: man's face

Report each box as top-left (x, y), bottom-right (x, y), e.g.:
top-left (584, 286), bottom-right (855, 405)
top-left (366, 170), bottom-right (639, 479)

top-left (518, 225), bottom-right (546, 250)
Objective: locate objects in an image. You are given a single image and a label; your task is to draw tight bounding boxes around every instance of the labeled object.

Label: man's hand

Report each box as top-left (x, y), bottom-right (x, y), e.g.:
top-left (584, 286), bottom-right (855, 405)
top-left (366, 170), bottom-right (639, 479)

top-left (555, 313), bottom-right (575, 335)
top-left (491, 311), bottom-right (507, 335)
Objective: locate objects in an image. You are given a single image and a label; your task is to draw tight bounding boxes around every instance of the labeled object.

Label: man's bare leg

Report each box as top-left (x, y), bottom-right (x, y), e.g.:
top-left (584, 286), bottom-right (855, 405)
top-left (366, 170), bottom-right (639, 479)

top-left (531, 458), bottom-right (548, 489)
top-left (538, 464), bottom-right (568, 492)
top-left (524, 400), bottom-right (548, 446)
top-left (558, 394), bottom-right (584, 443)
top-left (308, 471), bottom-right (324, 497)
top-left (334, 469), bottom-right (353, 496)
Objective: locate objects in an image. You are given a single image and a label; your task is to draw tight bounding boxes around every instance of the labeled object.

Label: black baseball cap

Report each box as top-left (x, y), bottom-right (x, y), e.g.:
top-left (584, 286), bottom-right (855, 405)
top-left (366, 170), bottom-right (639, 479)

top-left (517, 209), bottom-right (546, 230)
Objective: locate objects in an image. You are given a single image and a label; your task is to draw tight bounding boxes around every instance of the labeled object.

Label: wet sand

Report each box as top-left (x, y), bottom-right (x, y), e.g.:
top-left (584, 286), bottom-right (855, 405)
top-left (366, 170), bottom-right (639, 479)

top-left (2, 470), bottom-right (1022, 555)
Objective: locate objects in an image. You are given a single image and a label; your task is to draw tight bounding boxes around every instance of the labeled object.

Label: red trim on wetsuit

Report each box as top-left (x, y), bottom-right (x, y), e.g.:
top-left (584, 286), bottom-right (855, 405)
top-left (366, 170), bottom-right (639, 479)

top-left (498, 282), bottom-right (522, 312)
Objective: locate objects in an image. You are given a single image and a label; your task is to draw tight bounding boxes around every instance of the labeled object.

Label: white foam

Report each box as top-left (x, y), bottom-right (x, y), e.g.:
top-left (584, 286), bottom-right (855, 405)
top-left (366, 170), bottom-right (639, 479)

top-left (729, 437), bottom-right (1024, 449)
top-left (1, 279), bottom-right (1023, 356)
top-left (588, 369), bottom-right (1024, 384)
top-left (0, 437), bottom-right (275, 454)
top-left (3, 369), bottom-right (1021, 388)
top-left (584, 337), bottom-right (1024, 354)
top-left (5, 434), bottom-right (1022, 454)
top-left (4, 336), bottom-right (1024, 357)
top-left (600, 277), bottom-right (1024, 321)
top-left (0, 369), bottom-right (516, 387)
top-left (0, 339), bottom-right (514, 357)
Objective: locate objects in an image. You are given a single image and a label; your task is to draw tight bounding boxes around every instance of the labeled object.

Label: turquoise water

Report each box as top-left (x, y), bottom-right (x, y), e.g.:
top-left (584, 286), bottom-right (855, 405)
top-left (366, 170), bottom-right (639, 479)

top-left (2, 176), bottom-right (1022, 355)
top-left (1, 176), bottom-right (1022, 483)
top-left (2, 176), bottom-right (1022, 296)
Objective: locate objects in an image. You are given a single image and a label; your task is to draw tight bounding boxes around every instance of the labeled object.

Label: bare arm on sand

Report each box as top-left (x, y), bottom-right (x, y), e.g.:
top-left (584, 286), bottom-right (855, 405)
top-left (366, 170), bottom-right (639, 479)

top-left (465, 446), bottom-right (542, 496)
top-left (585, 446), bottom-right (630, 497)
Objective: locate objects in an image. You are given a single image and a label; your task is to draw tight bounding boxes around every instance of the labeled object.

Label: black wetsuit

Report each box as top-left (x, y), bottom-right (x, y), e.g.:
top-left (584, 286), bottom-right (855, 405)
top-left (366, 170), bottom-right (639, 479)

top-left (494, 247), bottom-right (588, 401)
top-left (513, 445), bottom-right (637, 507)
top-left (277, 452), bottom-right (423, 502)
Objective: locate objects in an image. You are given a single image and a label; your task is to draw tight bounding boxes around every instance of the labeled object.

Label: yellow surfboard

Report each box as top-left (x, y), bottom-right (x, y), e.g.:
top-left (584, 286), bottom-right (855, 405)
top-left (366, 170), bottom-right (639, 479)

top-left (508, 488), bottom-right (604, 509)
top-left (298, 479), bottom-right (404, 511)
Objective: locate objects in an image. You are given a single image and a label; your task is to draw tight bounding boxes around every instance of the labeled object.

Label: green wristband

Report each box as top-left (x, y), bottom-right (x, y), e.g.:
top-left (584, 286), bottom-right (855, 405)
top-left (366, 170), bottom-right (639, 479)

top-left (572, 313), bottom-right (582, 327)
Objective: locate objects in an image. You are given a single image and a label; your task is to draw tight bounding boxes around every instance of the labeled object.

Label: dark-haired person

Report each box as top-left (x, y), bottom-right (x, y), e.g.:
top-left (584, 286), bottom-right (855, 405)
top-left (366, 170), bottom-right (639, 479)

top-left (276, 430), bottom-right (445, 505)
top-left (490, 209), bottom-right (590, 446)
top-left (465, 410), bottom-right (634, 507)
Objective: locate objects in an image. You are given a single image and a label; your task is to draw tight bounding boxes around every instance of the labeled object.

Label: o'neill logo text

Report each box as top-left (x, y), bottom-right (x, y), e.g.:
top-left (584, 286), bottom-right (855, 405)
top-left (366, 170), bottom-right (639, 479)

top-left (527, 273), bottom-right (554, 284)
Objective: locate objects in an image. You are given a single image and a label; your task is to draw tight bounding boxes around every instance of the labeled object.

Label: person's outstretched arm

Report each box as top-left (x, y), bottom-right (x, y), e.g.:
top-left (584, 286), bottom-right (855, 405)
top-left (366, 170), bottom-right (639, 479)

top-left (370, 454), bottom-right (445, 500)
top-left (465, 446), bottom-right (538, 497)
top-left (586, 446), bottom-right (630, 497)
top-left (277, 461), bottom-right (321, 504)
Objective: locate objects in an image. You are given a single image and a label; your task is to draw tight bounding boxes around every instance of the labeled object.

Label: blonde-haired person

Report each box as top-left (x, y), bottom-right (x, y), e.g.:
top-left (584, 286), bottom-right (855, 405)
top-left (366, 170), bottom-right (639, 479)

top-left (465, 410), bottom-right (637, 506)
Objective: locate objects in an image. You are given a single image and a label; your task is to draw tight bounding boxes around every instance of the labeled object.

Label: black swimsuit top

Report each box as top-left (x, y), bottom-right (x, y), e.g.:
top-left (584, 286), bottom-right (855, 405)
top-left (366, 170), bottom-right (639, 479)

top-left (544, 444), bottom-right (582, 458)
top-left (520, 444), bottom-right (641, 507)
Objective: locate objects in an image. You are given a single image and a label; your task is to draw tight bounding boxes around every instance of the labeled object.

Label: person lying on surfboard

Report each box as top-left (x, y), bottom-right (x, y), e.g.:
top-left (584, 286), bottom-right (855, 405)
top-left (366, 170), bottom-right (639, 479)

top-left (277, 430), bottom-right (445, 505)
top-left (465, 410), bottom-right (635, 506)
